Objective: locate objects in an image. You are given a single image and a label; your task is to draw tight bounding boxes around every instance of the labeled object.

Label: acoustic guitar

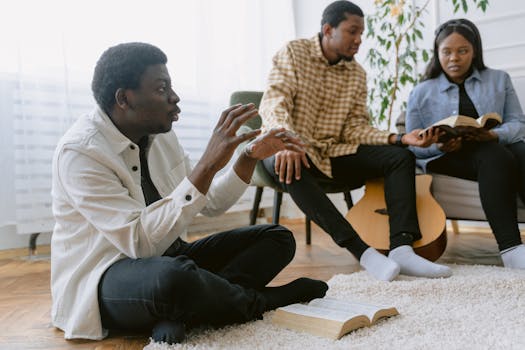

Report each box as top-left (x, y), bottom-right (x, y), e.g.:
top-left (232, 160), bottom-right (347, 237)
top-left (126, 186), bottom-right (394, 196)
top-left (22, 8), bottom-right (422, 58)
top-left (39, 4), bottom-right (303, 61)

top-left (345, 174), bottom-right (447, 262)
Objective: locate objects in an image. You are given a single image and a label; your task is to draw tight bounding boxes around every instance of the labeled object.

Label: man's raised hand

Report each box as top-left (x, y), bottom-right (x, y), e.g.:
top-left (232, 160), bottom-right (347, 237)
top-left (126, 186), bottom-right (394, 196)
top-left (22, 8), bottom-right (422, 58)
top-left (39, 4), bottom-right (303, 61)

top-left (199, 103), bottom-right (260, 173)
top-left (244, 128), bottom-right (306, 161)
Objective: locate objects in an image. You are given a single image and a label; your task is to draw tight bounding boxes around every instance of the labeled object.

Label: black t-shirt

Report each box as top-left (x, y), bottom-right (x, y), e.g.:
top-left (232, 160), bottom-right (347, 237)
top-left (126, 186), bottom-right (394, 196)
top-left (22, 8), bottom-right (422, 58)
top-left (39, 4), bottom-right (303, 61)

top-left (138, 137), bottom-right (162, 205)
top-left (457, 81), bottom-right (479, 119)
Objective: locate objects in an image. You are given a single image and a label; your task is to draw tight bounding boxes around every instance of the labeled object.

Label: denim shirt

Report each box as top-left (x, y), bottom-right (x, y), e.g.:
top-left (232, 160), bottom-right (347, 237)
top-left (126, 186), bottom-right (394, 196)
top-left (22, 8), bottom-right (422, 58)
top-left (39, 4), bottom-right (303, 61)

top-left (405, 68), bottom-right (525, 171)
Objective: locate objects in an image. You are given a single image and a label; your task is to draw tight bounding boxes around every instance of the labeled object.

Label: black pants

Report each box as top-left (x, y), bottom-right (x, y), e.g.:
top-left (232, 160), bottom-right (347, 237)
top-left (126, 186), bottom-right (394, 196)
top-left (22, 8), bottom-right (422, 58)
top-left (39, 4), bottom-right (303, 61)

top-left (428, 141), bottom-right (524, 251)
top-left (263, 145), bottom-right (421, 257)
top-left (98, 224), bottom-right (295, 332)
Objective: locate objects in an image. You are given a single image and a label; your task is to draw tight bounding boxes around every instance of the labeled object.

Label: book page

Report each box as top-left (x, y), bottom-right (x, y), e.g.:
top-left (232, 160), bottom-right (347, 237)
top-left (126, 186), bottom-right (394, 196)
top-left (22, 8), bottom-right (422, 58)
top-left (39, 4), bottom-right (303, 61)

top-left (419, 114), bottom-right (501, 138)
top-left (434, 115), bottom-right (478, 128)
top-left (476, 112), bottom-right (502, 129)
top-left (274, 299), bottom-right (398, 339)
top-left (308, 297), bottom-right (391, 322)
top-left (277, 303), bottom-right (361, 323)
top-left (431, 115), bottom-right (461, 128)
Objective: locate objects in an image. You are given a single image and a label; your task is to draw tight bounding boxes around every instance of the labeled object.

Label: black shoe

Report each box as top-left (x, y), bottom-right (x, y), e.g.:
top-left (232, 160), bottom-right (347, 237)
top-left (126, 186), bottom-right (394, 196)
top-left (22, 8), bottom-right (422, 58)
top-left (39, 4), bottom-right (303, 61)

top-left (151, 320), bottom-right (186, 344)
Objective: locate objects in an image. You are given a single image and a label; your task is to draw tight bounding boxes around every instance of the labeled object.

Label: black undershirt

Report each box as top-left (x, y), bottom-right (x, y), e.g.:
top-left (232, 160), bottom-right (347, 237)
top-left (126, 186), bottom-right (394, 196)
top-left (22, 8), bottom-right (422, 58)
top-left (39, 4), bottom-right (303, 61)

top-left (138, 138), bottom-right (184, 252)
top-left (138, 137), bottom-right (162, 205)
top-left (457, 82), bottom-right (479, 119)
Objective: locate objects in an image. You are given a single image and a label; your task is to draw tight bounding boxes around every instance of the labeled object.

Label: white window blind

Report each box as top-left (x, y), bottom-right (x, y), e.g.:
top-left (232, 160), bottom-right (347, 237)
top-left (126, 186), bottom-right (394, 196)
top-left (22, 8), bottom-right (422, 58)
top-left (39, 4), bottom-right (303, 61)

top-left (2, 75), bottom-right (214, 235)
top-left (7, 77), bottom-right (92, 234)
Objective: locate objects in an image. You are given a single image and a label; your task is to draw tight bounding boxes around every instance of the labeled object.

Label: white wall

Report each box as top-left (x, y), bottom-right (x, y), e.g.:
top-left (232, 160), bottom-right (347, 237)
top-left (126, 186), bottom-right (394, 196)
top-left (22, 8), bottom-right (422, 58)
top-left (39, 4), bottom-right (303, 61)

top-left (292, 0), bottom-right (373, 63)
top-left (435, 0), bottom-right (525, 106)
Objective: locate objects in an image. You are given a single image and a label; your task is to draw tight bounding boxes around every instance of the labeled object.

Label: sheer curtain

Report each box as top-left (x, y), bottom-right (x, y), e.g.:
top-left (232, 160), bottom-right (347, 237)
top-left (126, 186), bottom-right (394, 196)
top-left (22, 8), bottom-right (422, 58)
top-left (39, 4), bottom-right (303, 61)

top-left (0, 0), bottom-right (295, 235)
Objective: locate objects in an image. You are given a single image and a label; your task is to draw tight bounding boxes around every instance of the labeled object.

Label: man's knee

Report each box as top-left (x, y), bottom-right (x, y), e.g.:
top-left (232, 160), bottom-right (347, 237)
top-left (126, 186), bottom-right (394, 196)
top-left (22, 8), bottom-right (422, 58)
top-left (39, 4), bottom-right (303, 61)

top-left (261, 224), bottom-right (296, 261)
top-left (396, 147), bottom-right (416, 162)
top-left (262, 156), bottom-right (278, 179)
top-left (274, 225), bottom-right (296, 256)
top-left (151, 256), bottom-right (201, 300)
top-left (389, 147), bottom-right (416, 168)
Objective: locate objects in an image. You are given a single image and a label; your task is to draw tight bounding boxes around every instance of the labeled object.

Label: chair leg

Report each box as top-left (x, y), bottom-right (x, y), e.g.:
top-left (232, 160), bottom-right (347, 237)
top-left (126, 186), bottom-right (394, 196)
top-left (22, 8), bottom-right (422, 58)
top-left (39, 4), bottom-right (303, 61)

top-left (305, 218), bottom-right (312, 245)
top-left (272, 191), bottom-right (283, 224)
top-left (343, 191), bottom-right (354, 210)
top-left (250, 187), bottom-right (264, 225)
top-left (29, 232), bottom-right (40, 256)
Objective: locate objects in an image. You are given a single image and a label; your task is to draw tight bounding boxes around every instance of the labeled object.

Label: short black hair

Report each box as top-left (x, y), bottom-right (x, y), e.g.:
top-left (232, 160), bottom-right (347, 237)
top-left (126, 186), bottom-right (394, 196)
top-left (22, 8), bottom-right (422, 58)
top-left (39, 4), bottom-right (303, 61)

top-left (91, 42), bottom-right (168, 114)
top-left (423, 18), bottom-right (487, 80)
top-left (321, 0), bottom-right (364, 31)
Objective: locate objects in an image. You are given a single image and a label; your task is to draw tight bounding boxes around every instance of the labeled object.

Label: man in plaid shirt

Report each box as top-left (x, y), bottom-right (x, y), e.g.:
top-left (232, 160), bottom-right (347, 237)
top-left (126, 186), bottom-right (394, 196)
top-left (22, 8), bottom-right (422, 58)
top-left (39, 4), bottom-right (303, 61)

top-left (260, 0), bottom-right (452, 281)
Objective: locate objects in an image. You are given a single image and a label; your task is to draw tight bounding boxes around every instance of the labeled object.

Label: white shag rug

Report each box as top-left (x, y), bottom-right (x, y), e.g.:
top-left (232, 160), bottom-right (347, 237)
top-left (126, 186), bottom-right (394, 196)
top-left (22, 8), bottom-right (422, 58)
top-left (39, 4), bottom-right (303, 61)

top-left (144, 265), bottom-right (525, 350)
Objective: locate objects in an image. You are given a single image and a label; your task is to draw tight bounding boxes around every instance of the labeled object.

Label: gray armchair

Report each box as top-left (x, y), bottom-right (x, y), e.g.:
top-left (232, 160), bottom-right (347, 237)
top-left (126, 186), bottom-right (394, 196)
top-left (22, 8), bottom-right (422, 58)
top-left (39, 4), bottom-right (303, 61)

top-left (231, 91), bottom-right (356, 244)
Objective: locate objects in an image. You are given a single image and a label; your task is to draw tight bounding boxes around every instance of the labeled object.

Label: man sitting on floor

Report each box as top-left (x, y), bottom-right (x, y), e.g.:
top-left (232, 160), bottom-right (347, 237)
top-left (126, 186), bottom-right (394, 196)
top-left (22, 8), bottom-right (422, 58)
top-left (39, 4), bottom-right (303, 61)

top-left (50, 42), bottom-right (328, 344)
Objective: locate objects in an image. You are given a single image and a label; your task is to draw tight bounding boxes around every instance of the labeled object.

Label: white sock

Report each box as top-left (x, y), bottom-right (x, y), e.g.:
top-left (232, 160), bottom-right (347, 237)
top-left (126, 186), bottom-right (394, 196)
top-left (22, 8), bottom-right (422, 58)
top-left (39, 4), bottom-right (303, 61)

top-left (360, 247), bottom-right (400, 282)
top-left (501, 244), bottom-right (525, 269)
top-left (388, 245), bottom-right (452, 278)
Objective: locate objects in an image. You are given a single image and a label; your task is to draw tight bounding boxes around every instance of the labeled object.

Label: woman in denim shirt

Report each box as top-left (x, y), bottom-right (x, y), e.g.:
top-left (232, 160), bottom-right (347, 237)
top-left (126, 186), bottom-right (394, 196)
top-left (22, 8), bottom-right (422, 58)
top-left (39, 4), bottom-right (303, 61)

top-left (406, 18), bottom-right (525, 269)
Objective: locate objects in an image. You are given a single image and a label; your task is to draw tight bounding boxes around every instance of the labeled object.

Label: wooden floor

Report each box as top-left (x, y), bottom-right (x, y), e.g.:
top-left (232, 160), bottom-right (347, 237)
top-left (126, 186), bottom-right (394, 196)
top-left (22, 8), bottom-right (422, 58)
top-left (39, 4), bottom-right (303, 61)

top-left (0, 219), bottom-right (514, 350)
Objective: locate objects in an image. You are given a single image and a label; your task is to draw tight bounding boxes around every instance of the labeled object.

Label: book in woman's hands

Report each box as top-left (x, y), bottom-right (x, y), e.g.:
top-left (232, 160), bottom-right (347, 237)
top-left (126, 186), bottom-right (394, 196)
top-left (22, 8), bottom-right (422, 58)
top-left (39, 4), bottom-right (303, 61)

top-left (271, 297), bottom-right (399, 340)
top-left (419, 112), bottom-right (502, 142)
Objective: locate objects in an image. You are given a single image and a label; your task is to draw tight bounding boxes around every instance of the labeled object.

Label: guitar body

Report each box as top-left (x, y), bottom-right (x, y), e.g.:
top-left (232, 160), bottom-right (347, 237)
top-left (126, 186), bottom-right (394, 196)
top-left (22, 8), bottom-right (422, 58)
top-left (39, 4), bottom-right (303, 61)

top-left (345, 174), bottom-right (447, 262)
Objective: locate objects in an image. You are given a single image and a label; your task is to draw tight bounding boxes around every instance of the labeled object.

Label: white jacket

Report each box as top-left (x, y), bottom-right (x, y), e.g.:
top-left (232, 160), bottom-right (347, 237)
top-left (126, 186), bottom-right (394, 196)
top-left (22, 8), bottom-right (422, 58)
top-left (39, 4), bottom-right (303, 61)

top-left (50, 108), bottom-right (248, 339)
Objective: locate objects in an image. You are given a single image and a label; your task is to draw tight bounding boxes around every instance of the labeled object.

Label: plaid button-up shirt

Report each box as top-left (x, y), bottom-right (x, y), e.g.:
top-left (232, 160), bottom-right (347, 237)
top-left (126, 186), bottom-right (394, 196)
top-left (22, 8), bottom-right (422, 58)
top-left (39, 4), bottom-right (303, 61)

top-left (260, 35), bottom-right (391, 178)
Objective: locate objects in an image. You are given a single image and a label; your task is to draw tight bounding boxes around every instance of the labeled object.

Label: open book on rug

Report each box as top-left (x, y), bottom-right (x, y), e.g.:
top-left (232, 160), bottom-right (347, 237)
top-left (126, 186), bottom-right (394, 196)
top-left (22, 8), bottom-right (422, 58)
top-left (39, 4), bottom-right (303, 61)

top-left (419, 112), bottom-right (502, 142)
top-left (271, 297), bottom-right (399, 340)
